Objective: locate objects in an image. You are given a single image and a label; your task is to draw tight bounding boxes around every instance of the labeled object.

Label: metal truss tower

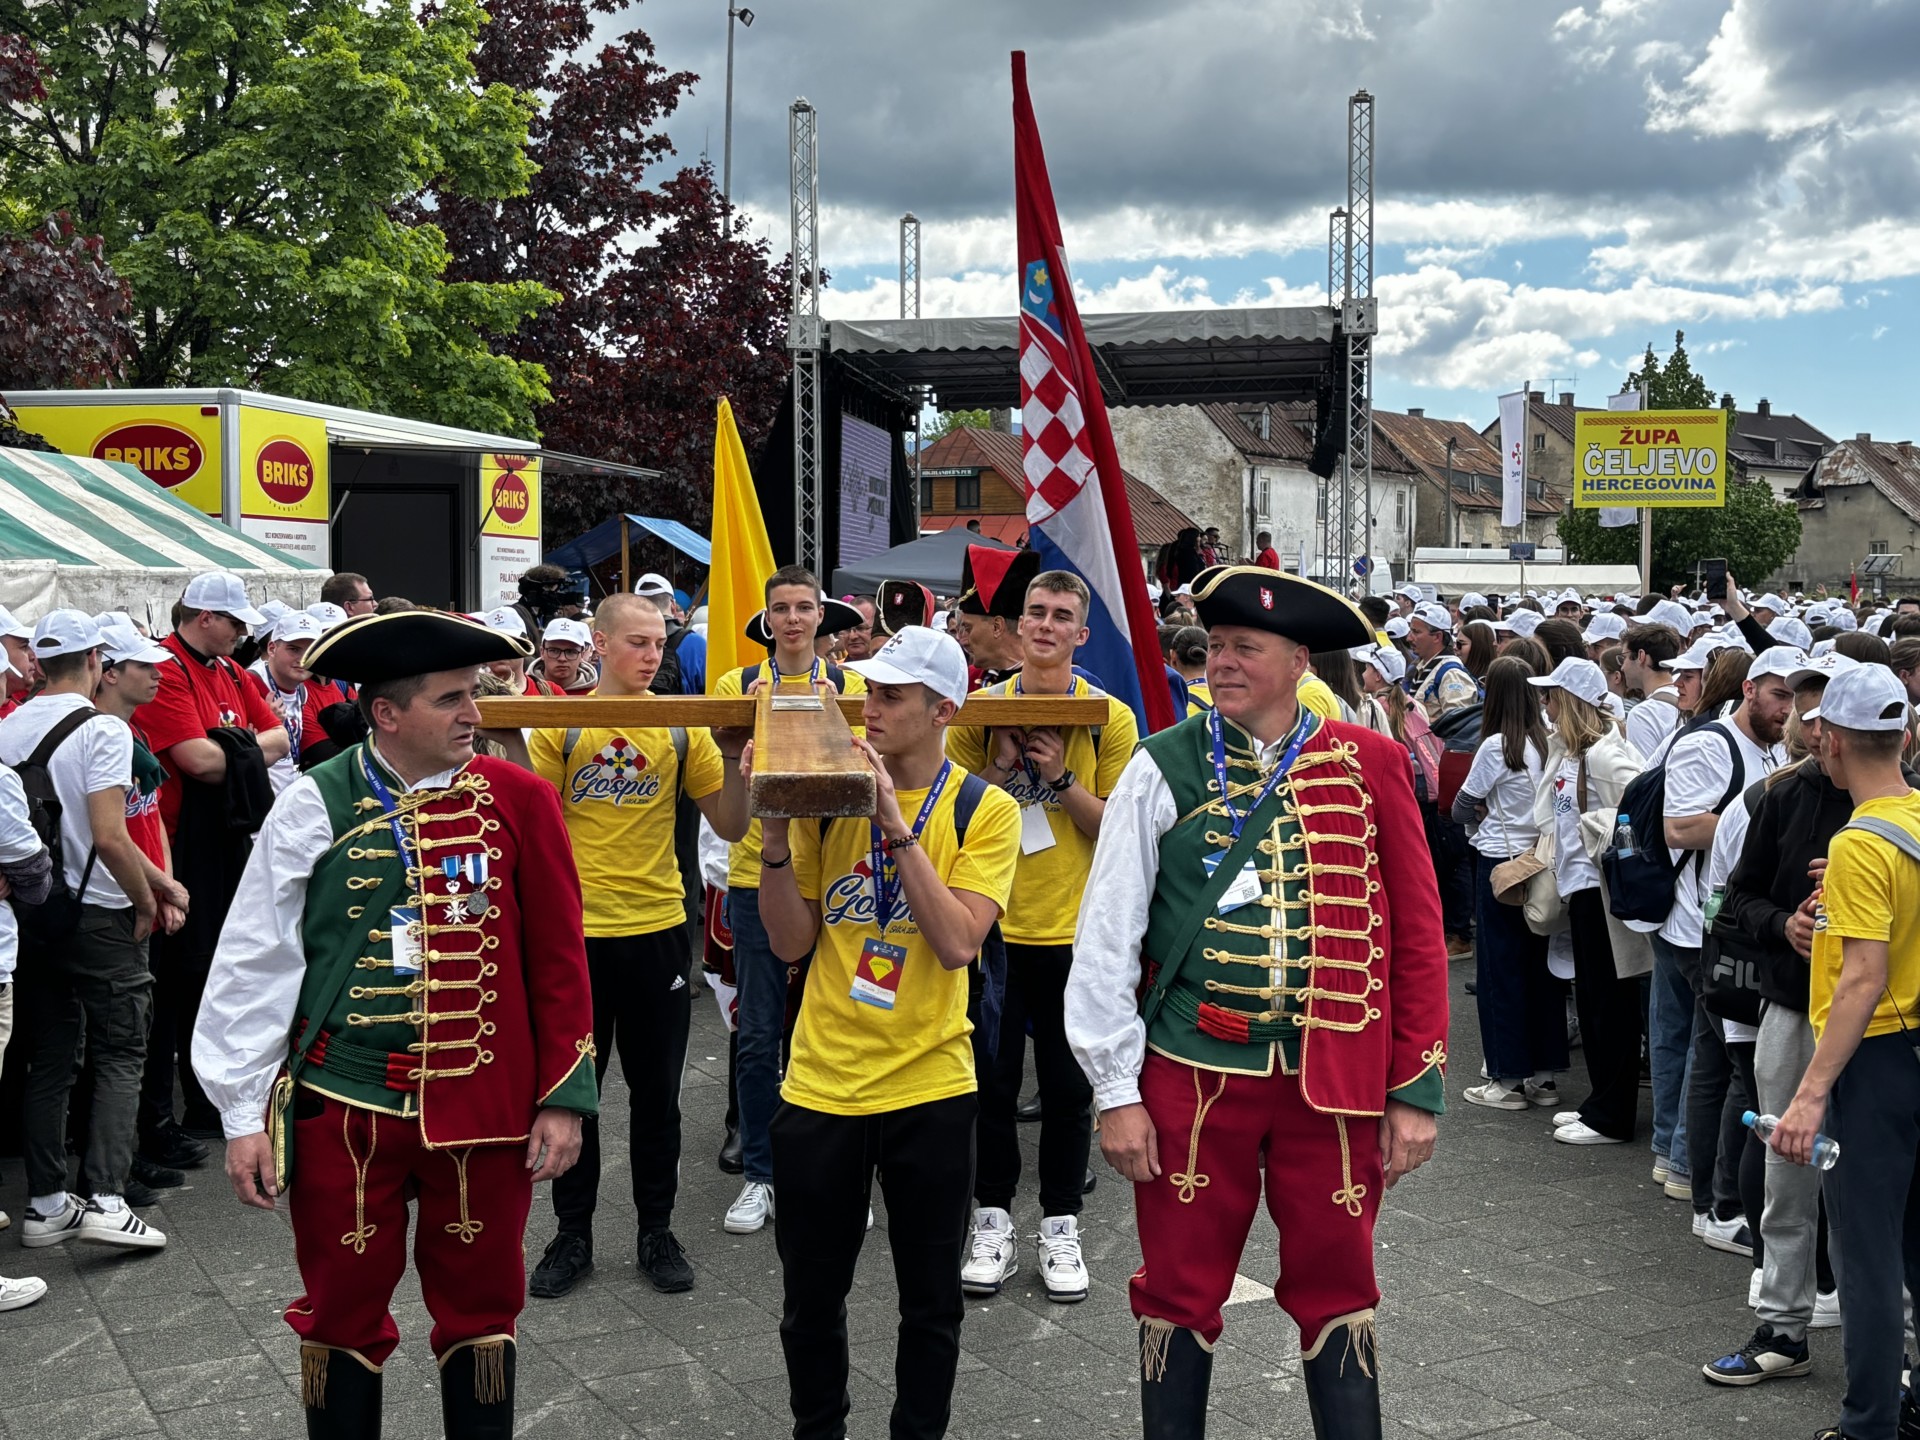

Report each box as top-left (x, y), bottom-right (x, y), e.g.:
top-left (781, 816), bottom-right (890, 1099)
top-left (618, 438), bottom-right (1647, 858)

top-left (1321, 91), bottom-right (1377, 591)
top-left (789, 99), bottom-right (823, 571)
top-left (900, 213), bottom-right (923, 526)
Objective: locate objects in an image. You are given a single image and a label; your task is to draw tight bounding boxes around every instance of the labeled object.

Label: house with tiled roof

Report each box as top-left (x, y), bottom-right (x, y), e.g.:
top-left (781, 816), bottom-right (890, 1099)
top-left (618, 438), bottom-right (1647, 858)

top-left (1374, 408), bottom-right (1563, 551)
top-left (912, 423), bottom-right (1197, 576)
top-left (1786, 432), bottom-right (1920, 592)
top-left (1721, 397), bottom-right (1835, 502)
top-left (1104, 402), bottom-right (1417, 579)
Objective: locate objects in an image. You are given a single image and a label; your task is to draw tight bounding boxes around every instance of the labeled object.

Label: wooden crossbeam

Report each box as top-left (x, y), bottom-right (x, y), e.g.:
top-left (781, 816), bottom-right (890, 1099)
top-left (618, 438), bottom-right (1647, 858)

top-left (475, 693), bottom-right (1110, 730)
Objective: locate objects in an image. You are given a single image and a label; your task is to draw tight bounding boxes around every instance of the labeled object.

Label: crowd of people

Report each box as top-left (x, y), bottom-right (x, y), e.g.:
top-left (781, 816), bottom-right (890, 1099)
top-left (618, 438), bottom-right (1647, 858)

top-left (0, 552), bottom-right (1914, 1440)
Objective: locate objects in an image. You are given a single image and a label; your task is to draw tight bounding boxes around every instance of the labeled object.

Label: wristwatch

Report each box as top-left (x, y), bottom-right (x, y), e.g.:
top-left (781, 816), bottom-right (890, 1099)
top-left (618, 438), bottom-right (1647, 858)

top-left (1047, 768), bottom-right (1076, 793)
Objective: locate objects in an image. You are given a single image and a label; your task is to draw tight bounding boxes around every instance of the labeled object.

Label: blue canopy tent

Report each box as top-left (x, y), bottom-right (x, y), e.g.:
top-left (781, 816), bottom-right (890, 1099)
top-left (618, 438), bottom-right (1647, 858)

top-left (543, 514), bottom-right (712, 600)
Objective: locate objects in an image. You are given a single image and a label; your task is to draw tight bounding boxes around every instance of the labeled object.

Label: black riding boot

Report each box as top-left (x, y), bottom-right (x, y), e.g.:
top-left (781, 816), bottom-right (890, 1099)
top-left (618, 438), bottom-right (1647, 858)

top-left (1302, 1315), bottom-right (1382, 1440)
top-left (301, 1344), bottom-right (383, 1439)
top-left (439, 1338), bottom-right (516, 1439)
top-left (1140, 1321), bottom-right (1213, 1440)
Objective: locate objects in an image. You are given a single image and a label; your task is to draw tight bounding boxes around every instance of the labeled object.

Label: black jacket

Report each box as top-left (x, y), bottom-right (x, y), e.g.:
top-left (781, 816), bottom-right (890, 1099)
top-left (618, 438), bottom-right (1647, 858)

top-left (1721, 757), bottom-right (1920, 1010)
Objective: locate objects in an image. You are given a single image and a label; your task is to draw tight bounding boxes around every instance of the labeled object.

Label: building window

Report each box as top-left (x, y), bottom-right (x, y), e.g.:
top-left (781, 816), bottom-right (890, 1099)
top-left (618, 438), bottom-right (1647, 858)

top-left (955, 474), bottom-right (981, 510)
top-left (1528, 479), bottom-right (1544, 500)
top-left (1532, 433), bottom-right (1546, 451)
top-left (1255, 472), bottom-right (1271, 520)
top-left (1871, 540), bottom-right (1890, 553)
top-left (919, 473), bottom-right (934, 512)
top-left (1395, 488), bottom-right (1406, 527)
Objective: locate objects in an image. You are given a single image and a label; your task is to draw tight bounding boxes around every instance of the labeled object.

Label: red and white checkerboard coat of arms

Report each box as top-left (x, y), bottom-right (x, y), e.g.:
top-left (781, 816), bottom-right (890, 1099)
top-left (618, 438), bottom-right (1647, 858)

top-left (1260, 587), bottom-right (1274, 610)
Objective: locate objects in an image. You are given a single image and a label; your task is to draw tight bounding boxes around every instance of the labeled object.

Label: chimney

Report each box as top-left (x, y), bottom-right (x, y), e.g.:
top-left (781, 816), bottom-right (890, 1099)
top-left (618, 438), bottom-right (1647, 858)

top-left (1857, 433), bottom-right (1873, 443)
top-left (1720, 392), bottom-right (1735, 410)
top-left (1406, 407), bottom-right (1424, 419)
top-left (1527, 390), bottom-right (1544, 404)
top-left (990, 408), bottom-right (1013, 433)
top-left (1757, 398), bottom-right (1771, 419)
top-left (1558, 391), bottom-right (1574, 408)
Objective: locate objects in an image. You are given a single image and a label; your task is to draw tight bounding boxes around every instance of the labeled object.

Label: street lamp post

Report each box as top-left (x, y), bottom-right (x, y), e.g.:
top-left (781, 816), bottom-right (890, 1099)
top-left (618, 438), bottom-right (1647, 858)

top-left (722, 5), bottom-right (755, 236)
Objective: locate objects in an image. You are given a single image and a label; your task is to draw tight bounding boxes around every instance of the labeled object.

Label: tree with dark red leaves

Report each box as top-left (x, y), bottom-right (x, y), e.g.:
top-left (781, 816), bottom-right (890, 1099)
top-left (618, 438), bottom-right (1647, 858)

top-left (420, 0), bottom-right (791, 541)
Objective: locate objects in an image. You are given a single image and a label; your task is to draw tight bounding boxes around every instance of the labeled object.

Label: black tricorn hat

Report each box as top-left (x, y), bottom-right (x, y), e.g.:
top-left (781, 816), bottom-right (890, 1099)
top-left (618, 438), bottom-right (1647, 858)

top-left (1191, 565), bottom-right (1372, 651)
top-left (303, 610), bottom-right (532, 686)
top-left (955, 545), bottom-right (1041, 620)
top-left (877, 579), bottom-right (935, 637)
top-left (744, 595), bottom-right (866, 648)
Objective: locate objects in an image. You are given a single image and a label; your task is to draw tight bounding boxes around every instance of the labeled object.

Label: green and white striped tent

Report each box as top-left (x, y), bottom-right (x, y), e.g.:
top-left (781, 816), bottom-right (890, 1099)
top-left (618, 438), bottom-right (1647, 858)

top-left (0, 446), bottom-right (327, 627)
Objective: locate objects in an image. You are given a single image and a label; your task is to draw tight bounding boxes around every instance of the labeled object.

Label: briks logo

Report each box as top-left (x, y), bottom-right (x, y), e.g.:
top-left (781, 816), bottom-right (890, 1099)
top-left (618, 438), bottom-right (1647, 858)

top-left (568, 736), bottom-right (664, 807)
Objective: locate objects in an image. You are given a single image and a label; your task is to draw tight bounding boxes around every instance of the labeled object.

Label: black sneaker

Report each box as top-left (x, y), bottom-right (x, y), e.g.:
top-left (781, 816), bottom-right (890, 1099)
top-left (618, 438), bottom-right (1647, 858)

top-left (638, 1229), bottom-right (694, 1293)
top-left (1900, 1385), bottom-right (1920, 1440)
top-left (527, 1234), bottom-right (593, 1299)
top-left (130, 1155), bottom-right (186, 1189)
top-left (122, 1179), bottom-right (164, 1208)
top-left (138, 1124), bottom-right (209, 1170)
top-left (1703, 1325), bottom-right (1812, 1386)
top-left (717, 1126), bottom-right (744, 1175)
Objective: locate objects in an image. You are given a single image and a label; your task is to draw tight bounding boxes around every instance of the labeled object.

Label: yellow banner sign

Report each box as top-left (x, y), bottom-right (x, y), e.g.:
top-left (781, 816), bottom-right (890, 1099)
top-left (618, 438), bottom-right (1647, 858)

top-left (11, 402), bottom-right (224, 515)
top-left (480, 453), bottom-right (540, 539)
top-left (1573, 409), bottom-right (1729, 509)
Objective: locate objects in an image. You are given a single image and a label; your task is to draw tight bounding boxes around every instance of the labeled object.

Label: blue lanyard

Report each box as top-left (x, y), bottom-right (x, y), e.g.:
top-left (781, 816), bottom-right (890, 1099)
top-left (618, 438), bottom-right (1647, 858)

top-left (769, 656), bottom-right (823, 687)
top-left (1208, 707), bottom-right (1316, 847)
top-left (1012, 673), bottom-right (1076, 788)
top-left (870, 760), bottom-right (953, 933)
top-left (360, 748), bottom-right (411, 855)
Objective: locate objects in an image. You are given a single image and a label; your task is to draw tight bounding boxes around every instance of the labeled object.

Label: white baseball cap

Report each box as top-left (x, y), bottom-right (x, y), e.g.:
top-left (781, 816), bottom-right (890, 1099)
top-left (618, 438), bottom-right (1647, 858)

top-left (1786, 651), bottom-right (1858, 687)
top-left (1746, 646), bottom-right (1812, 683)
top-left (479, 605), bottom-right (528, 639)
top-left (181, 571), bottom-right (267, 627)
top-left (31, 609), bottom-right (106, 659)
top-left (542, 617), bottom-right (592, 649)
top-left (0, 603), bottom-right (30, 641)
top-left (1668, 636), bottom-right (1722, 672)
top-left (1642, 599), bottom-right (1693, 637)
top-left (1554, 588), bottom-right (1584, 608)
top-left (1830, 608), bottom-right (1859, 632)
top-left (847, 624), bottom-right (970, 706)
top-left (633, 572), bottom-right (674, 598)
top-left (1496, 609), bottom-right (1543, 639)
top-left (1397, 583), bottom-right (1424, 603)
top-left (1412, 602), bottom-right (1453, 632)
top-left (98, 618), bottom-right (171, 666)
top-left (1582, 613), bottom-right (1627, 644)
top-left (1805, 663), bottom-right (1912, 731)
top-left (1528, 656), bottom-right (1609, 708)
top-left (1769, 617), bottom-right (1814, 652)
top-left (1385, 616), bottom-right (1411, 639)
top-left (1363, 646), bottom-right (1407, 685)
top-left (1755, 593), bottom-right (1788, 614)
top-left (271, 611), bottom-right (327, 645)
top-left (258, 599), bottom-right (291, 628)
top-left (1460, 591), bottom-right (1488, 611)
top-left (305, 601), bottom-right (349, 631)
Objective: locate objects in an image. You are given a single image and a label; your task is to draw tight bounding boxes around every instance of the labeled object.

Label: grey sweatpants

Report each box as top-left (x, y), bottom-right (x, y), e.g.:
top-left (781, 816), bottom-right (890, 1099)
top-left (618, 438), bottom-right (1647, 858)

top-left (1754, 1002), bottom-right (1823, 1339)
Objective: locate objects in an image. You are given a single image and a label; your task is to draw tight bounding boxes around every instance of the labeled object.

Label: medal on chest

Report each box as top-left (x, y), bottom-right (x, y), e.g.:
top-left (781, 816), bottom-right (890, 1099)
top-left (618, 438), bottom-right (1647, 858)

top-left (441, 851), bottom-right (490, 922)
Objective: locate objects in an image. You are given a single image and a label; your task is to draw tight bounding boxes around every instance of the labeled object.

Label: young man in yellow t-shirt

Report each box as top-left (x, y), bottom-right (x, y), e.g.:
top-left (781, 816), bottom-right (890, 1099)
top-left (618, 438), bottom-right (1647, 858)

top-left (1774, 663), bottom-right (1920, 1440)
top-left (755, 625), bottom-right (1020, 1440)
top-left (711, 566), bottom-right (867, 1236)
top-left (946, 569), bottom-right (1136, 1303)
top-left (522, 594), bottom-right (750, 1299)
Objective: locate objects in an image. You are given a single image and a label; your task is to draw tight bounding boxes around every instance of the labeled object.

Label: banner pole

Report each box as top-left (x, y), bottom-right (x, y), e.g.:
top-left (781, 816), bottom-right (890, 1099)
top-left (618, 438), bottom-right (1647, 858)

top-left (1641, 510), bottom-right (1653, 597)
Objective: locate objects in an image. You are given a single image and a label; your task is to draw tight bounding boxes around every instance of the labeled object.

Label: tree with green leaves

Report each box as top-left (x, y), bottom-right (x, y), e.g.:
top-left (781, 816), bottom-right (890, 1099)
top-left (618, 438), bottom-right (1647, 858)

top-left (0, 1), bottom-right (555, 435)
top-left (926, 408), bottom-right (996, 442)
top-left (1561, 329), bottom-right (1800, 588)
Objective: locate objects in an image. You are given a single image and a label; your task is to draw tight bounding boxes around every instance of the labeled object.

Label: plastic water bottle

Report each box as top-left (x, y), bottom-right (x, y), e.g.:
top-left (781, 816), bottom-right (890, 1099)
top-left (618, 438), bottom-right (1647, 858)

top-left (1743, 1110), bottom-right (1841, 1169)
top-left (1614, 813), bottom-right (1635, 858)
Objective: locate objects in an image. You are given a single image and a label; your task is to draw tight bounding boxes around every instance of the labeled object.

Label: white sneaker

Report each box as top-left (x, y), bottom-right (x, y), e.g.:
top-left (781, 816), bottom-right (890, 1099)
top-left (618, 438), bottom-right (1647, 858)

top-left (20, 1195), bottom-right (86, 1248)
top-left (0, 1274), bottom-right (48, 1312)
top-left (1747, 1268), bottom-right (1763, 1309)
top-left (723, 1181), bottom-right (774, 1235)
top-left (77, 1200), bottom-right (166, 1250)
top-left (1551, 1110), bottom-right (1584, 1127)
top-left (1523, 1079), bottom-right (1561, 1109)
top-left (1809, 1289), bottom-right (1841, 1329)
top-left (0, 1207), bottom-right (9, 1230)
top-left (1462, 1080), bottom-right (1529, 1111)
top-left (961, 1207), bottom-right (1017, 1296)
top-left (1697, 1213), bottom-right (1753, 1256)
top-left (1653, 1157), bottom-right (1671, 1184)
top-left (1036, 1216), bottom-right (1088, 1304)
top-left (1553, 1120), bottom-right (1626, 1146)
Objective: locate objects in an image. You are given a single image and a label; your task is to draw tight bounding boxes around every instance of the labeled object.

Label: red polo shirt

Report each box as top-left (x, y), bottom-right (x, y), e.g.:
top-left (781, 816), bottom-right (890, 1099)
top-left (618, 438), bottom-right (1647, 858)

top-left (133, 632), bottom-right (279, 835)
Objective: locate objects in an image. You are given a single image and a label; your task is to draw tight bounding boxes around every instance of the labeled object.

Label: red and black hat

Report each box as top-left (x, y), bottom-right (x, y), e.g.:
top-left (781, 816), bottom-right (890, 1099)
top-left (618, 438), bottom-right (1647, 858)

top-left (955, 545), bottom-right (1041, 621)
top-left (1190, 565), bottom-right (1372, 651)
top-left (877, 579), bottom-right (935, 637)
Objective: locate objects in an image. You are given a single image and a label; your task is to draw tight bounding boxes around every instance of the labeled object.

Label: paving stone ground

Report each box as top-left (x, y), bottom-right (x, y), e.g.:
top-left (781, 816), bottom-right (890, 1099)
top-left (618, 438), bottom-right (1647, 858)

top-left (1, 958), bottom-right (1850, 1438)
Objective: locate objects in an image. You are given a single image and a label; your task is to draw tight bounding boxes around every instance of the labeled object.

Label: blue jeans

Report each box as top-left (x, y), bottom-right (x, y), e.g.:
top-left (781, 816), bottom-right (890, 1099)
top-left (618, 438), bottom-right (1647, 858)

top-left (1471, 853), bottom-right (1566, 1082)
top-left (731, 887), bottom-right (803, 1187)
top-left (1647, 934), bottom-right (1695, 1176)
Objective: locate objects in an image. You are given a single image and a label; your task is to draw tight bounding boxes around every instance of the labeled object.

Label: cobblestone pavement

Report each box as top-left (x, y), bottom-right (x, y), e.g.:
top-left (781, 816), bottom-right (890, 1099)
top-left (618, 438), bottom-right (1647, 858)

top-left (1, 959), bottom-right (1850, 1438)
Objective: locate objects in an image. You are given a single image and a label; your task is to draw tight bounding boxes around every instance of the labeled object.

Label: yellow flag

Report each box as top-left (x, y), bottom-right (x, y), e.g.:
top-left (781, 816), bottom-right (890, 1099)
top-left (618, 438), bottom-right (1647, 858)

top-left (706, 397), bottom-right (776, 691)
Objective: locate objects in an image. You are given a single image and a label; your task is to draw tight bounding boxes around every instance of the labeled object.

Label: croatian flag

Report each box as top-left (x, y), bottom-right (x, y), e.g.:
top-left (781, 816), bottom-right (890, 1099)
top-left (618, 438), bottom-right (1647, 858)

top-left (1012, 52), bottom-right (1177, 733)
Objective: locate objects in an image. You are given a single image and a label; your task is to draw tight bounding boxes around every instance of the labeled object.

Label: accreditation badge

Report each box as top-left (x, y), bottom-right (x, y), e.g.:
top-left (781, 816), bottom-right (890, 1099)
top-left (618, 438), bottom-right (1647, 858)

top-left (851, 938), bottom-right (908, 1010)
top-left (390, 906), bottom-right (424, 975)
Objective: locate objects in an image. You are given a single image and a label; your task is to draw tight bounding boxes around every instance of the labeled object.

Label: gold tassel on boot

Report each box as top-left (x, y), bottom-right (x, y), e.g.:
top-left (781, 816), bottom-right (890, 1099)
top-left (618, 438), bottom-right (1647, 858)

top-left (472, 1340), bottom-right (507, 1405)
top-left (300, 1343), bottom-right (330, 1408)
top-left (1138, 1317), bottom-right (1177, 1382)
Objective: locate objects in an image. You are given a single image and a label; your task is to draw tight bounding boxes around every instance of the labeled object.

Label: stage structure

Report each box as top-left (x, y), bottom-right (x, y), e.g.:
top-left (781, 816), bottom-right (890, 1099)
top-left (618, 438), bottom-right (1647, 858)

top-left (1326, 90), bottom-right (1378, 590)
top-left (901, 212), bottom-right (923, 530)
top-left (789, 99), bottom-right (824, 573)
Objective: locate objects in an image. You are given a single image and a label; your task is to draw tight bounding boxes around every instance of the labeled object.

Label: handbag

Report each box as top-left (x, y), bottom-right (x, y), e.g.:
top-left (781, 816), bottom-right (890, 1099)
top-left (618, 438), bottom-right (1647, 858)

top-left (1480, 756), bottom-right (1566, 934)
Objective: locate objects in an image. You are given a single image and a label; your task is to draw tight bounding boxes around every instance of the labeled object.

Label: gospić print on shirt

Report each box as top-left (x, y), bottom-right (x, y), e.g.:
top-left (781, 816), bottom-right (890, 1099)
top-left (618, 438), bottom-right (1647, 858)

top-left (823, 852), bottom-right (915, 932)
top-left (567, 735), bottom-right (665, 807)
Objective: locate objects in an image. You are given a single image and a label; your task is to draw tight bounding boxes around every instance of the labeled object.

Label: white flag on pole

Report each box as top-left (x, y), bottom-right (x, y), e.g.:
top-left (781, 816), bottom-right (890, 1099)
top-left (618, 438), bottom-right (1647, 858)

top-left (1498, 390), bottom-right (1527, 528)
top-left (1600, 391), bottom-right (1641, 527)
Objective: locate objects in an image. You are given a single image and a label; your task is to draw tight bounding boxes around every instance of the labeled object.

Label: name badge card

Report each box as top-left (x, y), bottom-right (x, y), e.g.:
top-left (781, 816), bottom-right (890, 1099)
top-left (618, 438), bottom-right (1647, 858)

top-left (1019, 802), bottom-right (1056, 855)
top-left (1217, 861), bottom-right (1263, 914)
top-left (851, 938), bottom-right (908, 1010)
top-left (390, 906), bottom-right (423, 975)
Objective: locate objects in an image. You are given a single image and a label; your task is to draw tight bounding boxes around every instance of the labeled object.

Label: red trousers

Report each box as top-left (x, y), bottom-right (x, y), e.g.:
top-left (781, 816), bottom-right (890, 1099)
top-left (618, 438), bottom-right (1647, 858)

top-left (284, 1093), bottom-right (533, 1366)
top-left (1131, 1052), bottom-right (1382, 1350)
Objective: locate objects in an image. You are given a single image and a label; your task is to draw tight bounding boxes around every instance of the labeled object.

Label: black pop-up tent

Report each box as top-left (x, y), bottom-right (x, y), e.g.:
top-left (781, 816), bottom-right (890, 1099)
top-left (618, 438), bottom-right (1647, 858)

top-left (829, 528), bottom-right (1013, 597)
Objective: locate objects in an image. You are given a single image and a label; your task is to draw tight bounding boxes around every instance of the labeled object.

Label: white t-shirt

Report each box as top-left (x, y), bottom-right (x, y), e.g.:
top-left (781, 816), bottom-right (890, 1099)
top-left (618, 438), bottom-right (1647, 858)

top-left (1658, 717), bottom-right (1779, 948)
top-left (0, 693), bottom-right (134, 909)
top-left (0, 762), bottom-right (44, 982)
top-left (255, 676), bottom-right (305, 795)
top-left (1461, 734), bottom-right (1545, 858)
top-left (1626, 688), bottom-right (1682, 761)
top-left (1550, 755), bottom-right (1601, 895)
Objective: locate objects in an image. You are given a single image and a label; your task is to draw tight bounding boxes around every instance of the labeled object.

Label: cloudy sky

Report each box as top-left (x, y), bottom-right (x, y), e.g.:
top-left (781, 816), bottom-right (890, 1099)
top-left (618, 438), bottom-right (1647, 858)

top-left (621, 0), bottom-right (1917, 440)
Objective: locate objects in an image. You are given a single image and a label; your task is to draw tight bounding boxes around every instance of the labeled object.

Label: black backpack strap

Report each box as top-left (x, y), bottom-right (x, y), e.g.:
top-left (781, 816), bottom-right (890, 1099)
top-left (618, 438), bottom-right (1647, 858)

top-left (741, 663), bottom-right (762, 691)
top-left (25, 707), bottom-right (100, 770)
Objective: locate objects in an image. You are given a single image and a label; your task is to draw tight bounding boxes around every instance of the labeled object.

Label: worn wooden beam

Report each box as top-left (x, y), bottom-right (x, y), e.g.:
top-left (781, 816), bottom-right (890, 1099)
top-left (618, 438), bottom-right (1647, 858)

top-left (475, 693), bottom-right (1110, 730)
top-left (746, 679), bottom-right (875, 818)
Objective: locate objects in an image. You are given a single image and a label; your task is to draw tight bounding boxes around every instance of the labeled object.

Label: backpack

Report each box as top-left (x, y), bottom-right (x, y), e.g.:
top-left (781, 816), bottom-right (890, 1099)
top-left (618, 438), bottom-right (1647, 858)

top-left (1417, 655), bottom-right (1485, 706)
top-left (1700, 780), bottom-right (1769, 1025)
top-left (1430, 701), bottom-right (1484, 813)
top-left (650, 624), bottom-right (693, 697)
top-left (14, 707), bottom-right (102, 943)
top-left (1402, 703), bottom-right (1443, 800)
top-left (1602, 717), bottom-right (1742, 925)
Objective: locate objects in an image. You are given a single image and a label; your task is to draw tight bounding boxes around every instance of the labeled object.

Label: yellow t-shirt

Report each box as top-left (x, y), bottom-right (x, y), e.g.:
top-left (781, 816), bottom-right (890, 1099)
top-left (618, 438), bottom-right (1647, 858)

top-left (944, 678), bottom-right (1138, 943)
top-left (529, 722), bottom-right (723, 937)
top-left (1297, 673), bottom-right (1341, 721)
top-left (785, 767), bottom-right (1021, 1116)
top-left (715, 661), bottom-right (867, 889)
top-left (1185, 679), bottom-right (1214, 718)
top-left (1810, 791), bottom-right (1920, 1040)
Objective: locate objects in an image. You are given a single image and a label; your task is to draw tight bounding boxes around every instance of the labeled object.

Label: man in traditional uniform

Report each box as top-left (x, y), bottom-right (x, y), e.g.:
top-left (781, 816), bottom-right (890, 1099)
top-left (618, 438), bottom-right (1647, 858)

top-left (955, 546), bottom-right (1041, 689)
top-left (192, 611), bottom-right (598, 1438)
top-left (1066, 565), bottom-right (1449, 1440)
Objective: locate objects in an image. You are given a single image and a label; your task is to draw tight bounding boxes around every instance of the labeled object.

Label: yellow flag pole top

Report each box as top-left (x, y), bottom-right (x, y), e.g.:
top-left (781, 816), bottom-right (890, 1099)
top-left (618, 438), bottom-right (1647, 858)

top-left (707, 397), bottom-right (777, 692)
